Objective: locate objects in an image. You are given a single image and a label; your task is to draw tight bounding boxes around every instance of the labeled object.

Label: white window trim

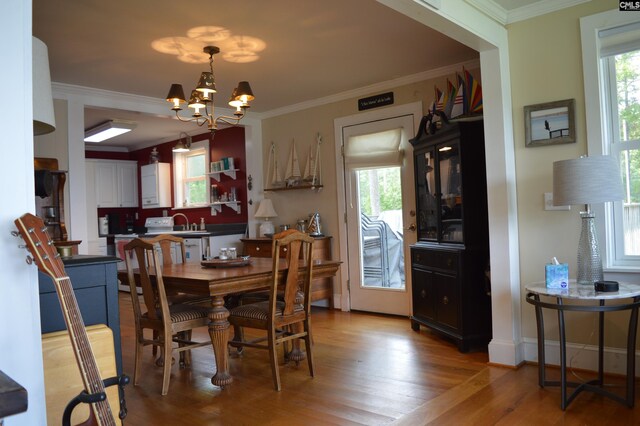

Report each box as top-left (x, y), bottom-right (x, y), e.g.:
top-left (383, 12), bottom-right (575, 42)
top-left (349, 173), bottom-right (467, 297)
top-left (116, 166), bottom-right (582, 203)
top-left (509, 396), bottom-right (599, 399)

top-left (172, 139), bottom-right (210, 209)
top-left (581, 9), bottom-right (640, 273)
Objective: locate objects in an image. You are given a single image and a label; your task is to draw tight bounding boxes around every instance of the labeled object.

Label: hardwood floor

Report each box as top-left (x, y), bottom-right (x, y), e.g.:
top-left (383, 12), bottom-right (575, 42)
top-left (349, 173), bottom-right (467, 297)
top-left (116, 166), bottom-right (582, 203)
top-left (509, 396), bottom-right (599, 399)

top-left (116, 293), bottom-right (640, 425)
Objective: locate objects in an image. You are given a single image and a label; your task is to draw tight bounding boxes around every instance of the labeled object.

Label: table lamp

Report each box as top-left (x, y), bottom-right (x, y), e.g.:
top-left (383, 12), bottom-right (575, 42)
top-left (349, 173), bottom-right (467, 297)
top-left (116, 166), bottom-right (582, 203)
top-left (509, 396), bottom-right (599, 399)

top-left (255, 199), bottom-right (278, 237)
top-left (553, 155), bottom-right (625, 285)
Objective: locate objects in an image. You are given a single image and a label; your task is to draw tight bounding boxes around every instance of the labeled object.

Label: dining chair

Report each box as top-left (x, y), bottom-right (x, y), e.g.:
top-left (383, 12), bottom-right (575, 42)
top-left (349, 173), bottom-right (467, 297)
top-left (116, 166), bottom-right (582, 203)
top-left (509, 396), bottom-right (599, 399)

top-left (123, 238), bottom-right (211, 395)
top-left (227, 229), bottom-right (315, 391)
top-left (142, 234), bottom-right (209, 362)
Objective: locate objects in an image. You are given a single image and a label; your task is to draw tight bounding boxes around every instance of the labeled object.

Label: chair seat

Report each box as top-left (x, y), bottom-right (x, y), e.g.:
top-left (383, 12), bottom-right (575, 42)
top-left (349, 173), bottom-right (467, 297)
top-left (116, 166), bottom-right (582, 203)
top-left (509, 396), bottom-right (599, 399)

top-left (230, 300), bottom-right (303, 322)
top-left (143, 303), bottom-right (209, 323)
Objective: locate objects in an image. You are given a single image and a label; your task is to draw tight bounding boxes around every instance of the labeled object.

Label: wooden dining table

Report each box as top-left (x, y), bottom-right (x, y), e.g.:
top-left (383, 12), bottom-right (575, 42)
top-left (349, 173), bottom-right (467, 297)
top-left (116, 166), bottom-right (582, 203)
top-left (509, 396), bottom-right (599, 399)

top-left (119, 257), bottom-right (341, 387)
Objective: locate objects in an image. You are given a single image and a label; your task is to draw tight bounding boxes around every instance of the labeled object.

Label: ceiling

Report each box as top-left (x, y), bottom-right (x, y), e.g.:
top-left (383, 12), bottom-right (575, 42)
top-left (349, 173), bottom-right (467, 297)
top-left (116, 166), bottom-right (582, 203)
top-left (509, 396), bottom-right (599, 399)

top-left (32, 0), bottom-right (547, 150)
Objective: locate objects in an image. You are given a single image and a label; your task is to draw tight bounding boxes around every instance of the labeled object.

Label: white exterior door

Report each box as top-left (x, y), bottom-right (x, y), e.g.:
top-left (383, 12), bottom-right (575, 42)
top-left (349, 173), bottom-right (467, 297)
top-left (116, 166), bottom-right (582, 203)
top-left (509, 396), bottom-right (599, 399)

top-left (336, 103), bottom-right (421, 316)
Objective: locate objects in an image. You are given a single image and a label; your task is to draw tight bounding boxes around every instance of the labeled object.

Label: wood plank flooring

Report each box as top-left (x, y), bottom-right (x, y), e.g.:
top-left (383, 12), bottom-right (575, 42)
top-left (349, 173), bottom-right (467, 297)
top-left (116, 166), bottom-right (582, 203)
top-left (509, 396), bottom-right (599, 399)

top-left (116, 293), bottom-right (640, 425)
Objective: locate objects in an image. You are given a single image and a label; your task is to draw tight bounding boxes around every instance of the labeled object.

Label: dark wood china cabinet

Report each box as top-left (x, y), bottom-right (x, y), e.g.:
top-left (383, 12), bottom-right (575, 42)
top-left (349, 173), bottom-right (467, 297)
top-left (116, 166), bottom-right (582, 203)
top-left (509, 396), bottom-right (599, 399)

top-left (409, 118), bottom-right (491, 352)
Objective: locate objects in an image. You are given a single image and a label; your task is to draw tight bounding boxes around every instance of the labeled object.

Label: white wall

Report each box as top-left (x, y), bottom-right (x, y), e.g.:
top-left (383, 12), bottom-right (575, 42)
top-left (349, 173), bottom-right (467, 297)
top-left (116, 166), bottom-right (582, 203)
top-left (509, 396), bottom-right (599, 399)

top-left (0, 1), bottom-right (47, 424)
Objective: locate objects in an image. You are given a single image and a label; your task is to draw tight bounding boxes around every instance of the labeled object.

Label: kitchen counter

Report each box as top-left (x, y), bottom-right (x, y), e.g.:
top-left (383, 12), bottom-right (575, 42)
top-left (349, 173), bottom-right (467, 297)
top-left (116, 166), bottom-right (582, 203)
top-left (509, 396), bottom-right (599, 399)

top-left (59, 254), bottom-right (120, 266)
top-left (104, 222), bottom-right (247, 239)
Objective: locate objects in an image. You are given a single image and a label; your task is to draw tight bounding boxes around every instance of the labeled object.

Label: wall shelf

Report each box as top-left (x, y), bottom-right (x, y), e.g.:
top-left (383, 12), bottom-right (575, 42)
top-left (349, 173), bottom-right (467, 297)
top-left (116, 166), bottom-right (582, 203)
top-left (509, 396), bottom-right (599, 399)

top-left (207, 169), bottom-right (239, 181)
top-left (210, 201), bottom-right (241, 216)
top-left (265, 184), bottom-right (323, 192)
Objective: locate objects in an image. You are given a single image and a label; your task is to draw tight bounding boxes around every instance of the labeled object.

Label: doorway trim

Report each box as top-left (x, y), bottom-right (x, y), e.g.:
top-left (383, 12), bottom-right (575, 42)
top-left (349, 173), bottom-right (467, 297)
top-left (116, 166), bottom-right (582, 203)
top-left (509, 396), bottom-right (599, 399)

top-left (334, 101), bottom-right (423, 311)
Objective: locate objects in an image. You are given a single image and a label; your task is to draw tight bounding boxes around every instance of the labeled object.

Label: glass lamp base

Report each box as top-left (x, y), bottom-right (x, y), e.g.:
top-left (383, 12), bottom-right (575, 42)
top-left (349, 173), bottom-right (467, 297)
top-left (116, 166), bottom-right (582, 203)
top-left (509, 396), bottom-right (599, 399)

top-left (577, 211), bottom-right (603, 285)
top-left (259, 220), bottom-right (274, 237)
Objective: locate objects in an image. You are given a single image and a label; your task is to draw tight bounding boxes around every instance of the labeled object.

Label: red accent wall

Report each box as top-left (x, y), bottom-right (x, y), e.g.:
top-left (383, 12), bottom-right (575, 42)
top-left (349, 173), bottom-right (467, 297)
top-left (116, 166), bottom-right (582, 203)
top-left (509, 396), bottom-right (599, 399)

top-left (90, 127), bottom-right (247, 231)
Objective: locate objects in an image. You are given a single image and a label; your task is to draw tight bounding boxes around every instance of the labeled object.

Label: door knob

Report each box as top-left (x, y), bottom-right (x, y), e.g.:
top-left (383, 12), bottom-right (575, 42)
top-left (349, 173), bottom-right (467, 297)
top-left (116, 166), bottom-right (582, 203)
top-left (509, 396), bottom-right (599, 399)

top-left (406, 223), bottom-right (416, 232)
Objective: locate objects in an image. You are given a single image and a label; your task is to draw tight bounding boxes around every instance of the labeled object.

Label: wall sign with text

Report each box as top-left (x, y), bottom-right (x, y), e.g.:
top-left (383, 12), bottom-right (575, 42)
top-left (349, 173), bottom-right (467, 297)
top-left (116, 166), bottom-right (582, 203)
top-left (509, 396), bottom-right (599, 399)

top-left (358, 92), bottom-right (394, 111)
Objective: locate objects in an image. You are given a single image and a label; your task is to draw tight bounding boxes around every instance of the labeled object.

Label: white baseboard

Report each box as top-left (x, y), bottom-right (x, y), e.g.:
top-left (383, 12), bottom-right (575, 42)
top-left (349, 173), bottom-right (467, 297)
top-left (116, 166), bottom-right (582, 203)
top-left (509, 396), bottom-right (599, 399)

top-left (522, 337), bottom-right (640, 376)
top-left (488, 338), bottom-right (525, 367)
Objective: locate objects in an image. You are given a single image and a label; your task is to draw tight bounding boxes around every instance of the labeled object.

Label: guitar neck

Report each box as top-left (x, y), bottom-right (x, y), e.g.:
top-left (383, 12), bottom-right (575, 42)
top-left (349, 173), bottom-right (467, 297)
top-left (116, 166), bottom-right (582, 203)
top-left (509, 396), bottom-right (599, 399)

top-left (14, 213), bottom-right (116, 426)
top-left (52, 276), bottom-right (116, 426)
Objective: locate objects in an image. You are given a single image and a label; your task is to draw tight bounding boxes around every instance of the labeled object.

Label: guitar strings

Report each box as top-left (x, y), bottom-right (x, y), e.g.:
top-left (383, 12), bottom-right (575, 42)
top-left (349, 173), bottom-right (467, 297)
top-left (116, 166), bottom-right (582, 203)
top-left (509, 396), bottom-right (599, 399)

top-left (28, 224), bottom-right (115, 425)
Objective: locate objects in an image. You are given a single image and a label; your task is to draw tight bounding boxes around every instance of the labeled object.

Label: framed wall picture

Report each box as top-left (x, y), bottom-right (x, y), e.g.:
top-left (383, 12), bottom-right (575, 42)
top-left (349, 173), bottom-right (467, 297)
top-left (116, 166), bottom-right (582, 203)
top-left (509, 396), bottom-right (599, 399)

top-left (524, 99), bottom-right (575, 147)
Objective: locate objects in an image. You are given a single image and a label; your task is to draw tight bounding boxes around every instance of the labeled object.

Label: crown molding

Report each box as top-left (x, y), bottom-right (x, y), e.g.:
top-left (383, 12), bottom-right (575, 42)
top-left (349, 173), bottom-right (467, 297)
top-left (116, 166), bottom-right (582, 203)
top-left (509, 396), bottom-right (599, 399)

top-left (507, 0), bottom-right (590, 23)
top-left (466, 0), bottom-right (508, 25)
top-left (261, 58), bottom-right (481, 119)
top-left (467, 0), bottom-right (591, 25)
top-left (52, 58), bottom-right (481, 125)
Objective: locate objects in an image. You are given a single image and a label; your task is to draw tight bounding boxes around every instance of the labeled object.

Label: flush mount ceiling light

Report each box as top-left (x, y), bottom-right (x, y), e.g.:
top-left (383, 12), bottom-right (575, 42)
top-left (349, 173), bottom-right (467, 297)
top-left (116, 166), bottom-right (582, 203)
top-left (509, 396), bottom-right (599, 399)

top-left (166, 45), bottom-right (255, 136)
top-left (84, 120), bottom-right (137, 143)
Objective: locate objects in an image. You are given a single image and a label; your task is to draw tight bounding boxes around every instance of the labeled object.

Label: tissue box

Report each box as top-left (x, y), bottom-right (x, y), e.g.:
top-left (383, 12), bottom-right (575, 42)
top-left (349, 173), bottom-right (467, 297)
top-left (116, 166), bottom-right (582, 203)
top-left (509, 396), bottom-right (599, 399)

top-left (545, 263), bottom-right (569, 289)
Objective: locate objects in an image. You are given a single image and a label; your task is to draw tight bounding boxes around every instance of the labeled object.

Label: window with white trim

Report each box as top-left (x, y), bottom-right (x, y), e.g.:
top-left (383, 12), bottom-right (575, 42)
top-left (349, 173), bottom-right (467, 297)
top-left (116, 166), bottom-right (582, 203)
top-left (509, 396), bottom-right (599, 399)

top-left (173, 139), bottom-right (209, 208)
top-left (581, 11), bottom-right (640, 270)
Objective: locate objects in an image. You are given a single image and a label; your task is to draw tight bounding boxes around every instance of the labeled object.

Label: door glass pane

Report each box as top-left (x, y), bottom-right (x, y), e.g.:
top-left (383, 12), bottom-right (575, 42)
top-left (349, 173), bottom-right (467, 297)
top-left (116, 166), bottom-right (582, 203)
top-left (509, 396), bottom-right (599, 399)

top-left (439, 143), bottom-right (463, 242)
top-left (357, 167), bottom-right (405, 289)
top-left (416, 150), bottom-right (438, 240)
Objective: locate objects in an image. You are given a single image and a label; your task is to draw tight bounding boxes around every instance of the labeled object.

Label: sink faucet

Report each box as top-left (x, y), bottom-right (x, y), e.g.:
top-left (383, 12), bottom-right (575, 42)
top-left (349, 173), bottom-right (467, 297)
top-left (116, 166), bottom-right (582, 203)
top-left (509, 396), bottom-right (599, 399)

top-left (171, 213), bottom-right (189, 231)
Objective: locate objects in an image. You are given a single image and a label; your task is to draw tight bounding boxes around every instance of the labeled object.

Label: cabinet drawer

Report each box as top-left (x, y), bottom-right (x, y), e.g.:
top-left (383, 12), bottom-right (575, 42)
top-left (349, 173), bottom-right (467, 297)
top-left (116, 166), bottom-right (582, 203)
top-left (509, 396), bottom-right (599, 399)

top-left (242, 240), bottom-right (289, 258)
top-left (412, 248), bottom-right (458, 272)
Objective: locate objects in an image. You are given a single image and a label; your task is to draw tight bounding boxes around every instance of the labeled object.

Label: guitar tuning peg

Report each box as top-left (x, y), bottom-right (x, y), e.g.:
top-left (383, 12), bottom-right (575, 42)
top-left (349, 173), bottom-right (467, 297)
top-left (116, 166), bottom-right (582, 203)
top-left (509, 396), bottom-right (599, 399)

top-left (10, 230), bottom-right (20, 237)
top-left (18, 244), bottom-right (27, 249)
top-left (26, 256), bottom-right (33, 265)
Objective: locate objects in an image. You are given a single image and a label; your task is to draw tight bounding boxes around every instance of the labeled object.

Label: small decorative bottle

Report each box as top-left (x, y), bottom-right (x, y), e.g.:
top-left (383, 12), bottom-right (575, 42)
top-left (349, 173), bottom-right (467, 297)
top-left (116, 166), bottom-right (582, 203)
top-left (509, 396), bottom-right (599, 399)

top-left (211, 185), bottom-right (218, 203)
top-left (149, 147), bottom-right (160, 164)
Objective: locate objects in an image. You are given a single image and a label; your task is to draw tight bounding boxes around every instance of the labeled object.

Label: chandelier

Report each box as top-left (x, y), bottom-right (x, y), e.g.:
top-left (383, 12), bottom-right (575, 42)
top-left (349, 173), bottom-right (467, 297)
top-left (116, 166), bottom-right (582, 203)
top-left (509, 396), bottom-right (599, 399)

top-left (165, 45), bottom-right (255, 135)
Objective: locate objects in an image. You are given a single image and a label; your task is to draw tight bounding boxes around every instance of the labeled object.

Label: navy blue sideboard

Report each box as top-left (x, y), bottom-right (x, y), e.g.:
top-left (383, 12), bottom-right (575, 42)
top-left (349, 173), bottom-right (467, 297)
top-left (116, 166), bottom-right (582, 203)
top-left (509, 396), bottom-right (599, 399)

top-left (38, 255), bottom-right (122, 374)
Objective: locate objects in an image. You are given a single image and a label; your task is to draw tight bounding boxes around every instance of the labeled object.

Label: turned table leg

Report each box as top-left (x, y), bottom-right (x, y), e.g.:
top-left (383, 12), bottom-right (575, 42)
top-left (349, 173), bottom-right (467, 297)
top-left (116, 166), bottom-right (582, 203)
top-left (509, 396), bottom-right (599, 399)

top-left (208, 295), bottom-right (233, 387)
top-left (287, 322), bottom-right (307, 363)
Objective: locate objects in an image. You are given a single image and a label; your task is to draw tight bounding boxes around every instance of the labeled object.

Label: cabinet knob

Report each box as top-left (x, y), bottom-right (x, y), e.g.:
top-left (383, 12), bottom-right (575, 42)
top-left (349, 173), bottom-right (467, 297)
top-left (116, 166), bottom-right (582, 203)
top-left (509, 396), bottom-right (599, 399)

top-left (442, 296), bottom-right (449, 305)
top-left (420, 289), bottom-right (427, 299)
top-left (256, 246), bottom-right (260, 251)
top-left (447, 258), bottom-right (453, 267)
top-left (416, 254), bottom-right (421, 262)
top-left (283, 247), bottom-right (288, 252)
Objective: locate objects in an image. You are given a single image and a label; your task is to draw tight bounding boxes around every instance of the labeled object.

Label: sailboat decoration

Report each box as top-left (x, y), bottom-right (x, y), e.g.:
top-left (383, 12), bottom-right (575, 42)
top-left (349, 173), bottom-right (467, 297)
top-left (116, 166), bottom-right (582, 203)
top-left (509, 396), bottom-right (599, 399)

top-left (284, 139), bottom-right (302, 187)
top-left (266, 142), bottom-right (284, 188)
top-left (303, 132), bottom-right (322, 188)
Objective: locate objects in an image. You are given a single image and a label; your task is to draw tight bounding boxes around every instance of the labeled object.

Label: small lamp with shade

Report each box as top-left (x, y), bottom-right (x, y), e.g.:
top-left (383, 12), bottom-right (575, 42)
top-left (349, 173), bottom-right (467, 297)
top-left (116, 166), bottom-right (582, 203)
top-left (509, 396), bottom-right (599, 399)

top-left (255, 199), bottom-right (278, 237)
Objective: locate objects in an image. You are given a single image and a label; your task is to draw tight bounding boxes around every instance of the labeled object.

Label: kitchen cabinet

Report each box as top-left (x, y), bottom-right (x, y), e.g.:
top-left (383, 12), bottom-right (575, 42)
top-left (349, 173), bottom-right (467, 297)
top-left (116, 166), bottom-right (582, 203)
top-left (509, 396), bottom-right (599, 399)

top-left (92, 159), bottom-right (138, 208)
top-left (141, 162), bottom-right (171, 209)
top-left (241, 236), bottom-right (333, 302)
top-left (408, 119), bottom-right (491, 352)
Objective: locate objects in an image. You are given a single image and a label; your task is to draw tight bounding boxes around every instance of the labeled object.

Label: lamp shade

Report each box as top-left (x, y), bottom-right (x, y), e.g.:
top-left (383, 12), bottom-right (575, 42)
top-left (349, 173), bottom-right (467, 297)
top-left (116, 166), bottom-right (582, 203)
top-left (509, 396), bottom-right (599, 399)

top-left (33, 37), bottom-right (56, 136)
top-left (255, 199), bottom-right (278, 218)
top-left (234, 81), bottom-right (255, 103)
top-left (553, 155), bottom-right (625, 206)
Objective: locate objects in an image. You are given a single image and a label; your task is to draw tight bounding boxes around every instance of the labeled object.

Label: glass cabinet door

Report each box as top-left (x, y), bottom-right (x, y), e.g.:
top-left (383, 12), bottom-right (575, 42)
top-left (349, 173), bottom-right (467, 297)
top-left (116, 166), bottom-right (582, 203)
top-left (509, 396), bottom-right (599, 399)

top-left (416, 148), bottom-right (438, 240)
top-left (438, 142), bottom-right (463, 242)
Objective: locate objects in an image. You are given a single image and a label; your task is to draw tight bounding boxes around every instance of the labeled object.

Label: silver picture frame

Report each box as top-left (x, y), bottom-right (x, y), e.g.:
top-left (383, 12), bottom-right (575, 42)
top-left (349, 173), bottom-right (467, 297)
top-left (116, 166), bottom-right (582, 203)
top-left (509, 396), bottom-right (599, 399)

top-left (524, 99), bottom-right (575, 147)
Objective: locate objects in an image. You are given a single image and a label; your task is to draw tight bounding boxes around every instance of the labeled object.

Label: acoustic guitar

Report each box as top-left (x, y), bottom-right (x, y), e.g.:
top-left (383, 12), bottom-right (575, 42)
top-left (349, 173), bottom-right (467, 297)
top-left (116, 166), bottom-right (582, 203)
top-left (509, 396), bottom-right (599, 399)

top-left (14, 213), bottom-right (126, 426)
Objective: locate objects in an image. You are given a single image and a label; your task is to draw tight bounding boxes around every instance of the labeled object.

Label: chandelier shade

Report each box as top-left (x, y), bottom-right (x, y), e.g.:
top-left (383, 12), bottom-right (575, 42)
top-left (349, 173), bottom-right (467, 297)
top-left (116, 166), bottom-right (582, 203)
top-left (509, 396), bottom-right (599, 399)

top-left (166, 45), bottom-right (254, 135)
top-left (166, 84), bottom-right (186, 110)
